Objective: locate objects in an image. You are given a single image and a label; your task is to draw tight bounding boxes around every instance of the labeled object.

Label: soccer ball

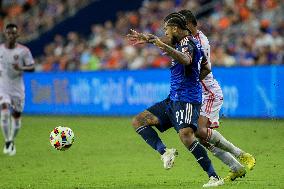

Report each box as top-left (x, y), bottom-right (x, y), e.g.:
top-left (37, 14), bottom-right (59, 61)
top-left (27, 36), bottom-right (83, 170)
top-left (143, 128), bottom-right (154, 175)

top-left (49, 126), bottom-right (75, 151)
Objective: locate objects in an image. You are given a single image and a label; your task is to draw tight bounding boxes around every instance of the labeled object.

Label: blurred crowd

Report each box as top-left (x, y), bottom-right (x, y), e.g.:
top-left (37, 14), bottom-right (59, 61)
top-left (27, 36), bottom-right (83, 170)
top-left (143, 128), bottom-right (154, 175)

top-left (9, 0), bottom-right (283, 71)
top-left (0, 0), bottom-right (91, 42)
top-left (200, 0), bottom-right (284, 67)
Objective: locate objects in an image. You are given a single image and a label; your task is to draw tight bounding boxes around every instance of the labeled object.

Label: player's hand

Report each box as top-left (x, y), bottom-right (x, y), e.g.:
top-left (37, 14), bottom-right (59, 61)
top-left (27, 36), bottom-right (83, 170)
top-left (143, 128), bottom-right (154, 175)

top-left (146, 34), bottom-right (164, 48)
top-left (127, 29), bottom-right (149, 45)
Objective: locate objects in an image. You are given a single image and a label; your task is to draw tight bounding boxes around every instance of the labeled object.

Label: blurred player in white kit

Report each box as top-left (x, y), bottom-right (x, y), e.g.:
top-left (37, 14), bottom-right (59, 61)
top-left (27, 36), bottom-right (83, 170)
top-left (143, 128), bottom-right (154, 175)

top-left (0, 23), bottom-right (35, 156)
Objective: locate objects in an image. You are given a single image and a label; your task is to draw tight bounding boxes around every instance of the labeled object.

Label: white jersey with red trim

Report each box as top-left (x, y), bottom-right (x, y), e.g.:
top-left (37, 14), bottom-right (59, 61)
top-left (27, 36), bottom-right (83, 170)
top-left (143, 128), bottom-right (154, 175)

top-left (193, 30), bottom-right (223, 98)
top-left (193, 30), bottom-right (223, 127)
top-left (0, 43), bottom-right (34, 98)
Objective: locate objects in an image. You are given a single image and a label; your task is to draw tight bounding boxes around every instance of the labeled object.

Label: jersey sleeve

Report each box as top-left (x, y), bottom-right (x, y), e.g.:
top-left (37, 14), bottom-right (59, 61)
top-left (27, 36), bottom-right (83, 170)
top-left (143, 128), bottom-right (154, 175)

top-left (22, 48), bottom-right (35, 66)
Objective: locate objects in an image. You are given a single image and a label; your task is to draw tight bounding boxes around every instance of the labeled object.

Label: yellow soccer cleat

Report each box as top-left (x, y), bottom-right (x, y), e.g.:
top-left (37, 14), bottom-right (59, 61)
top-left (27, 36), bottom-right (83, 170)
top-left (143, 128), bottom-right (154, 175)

top-left (239, 153), bottom-right (256, 170)
top-left (224, 167), bottom-right (246, 182)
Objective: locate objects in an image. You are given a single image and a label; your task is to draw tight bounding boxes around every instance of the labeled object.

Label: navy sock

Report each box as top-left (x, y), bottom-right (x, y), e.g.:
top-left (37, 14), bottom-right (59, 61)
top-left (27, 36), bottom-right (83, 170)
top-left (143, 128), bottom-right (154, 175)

top-left (188, 140), bottom-right (218, 178)
top-left (136, 126), bottom-right (166, 155)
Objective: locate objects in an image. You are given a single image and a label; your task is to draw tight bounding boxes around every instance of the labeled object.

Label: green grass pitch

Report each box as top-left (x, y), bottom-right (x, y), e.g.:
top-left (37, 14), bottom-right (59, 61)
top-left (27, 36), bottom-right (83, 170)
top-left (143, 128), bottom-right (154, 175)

top-left (0, 116), bottom-right (283, 189)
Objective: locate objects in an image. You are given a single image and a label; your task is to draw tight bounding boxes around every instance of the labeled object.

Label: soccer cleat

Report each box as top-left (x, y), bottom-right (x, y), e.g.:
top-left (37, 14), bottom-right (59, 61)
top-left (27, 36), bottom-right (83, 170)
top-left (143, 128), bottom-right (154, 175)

top-left (8, 142), bottom-right (16, 156)
top-left (224, 167), bottom-right (246, 182)
top-left (3, 145), bottom-right (9, 154)
top-left (161, 148), bottom-right (178, 170)
top-left (203, 176), bottom-right (224, 188)
top-left (238, 152), bottom-right (256, 170)
top-left (3, 142), bottom-right (11, 154)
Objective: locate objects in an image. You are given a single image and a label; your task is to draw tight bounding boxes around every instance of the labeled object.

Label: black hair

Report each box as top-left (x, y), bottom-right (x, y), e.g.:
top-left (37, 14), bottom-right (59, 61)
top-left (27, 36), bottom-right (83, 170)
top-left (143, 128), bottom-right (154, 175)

top-left (178, 10), bottom-right (197, 27)
top-left (6, 23), bottom-right (18, 30)
top-left (164, 12), bottom-right (188, 31)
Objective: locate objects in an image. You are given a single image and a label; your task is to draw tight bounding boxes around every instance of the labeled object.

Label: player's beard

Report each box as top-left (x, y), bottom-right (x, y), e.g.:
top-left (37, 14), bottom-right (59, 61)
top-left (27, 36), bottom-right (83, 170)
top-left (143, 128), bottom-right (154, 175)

top-left (171, 36), bottom-right (179, 46)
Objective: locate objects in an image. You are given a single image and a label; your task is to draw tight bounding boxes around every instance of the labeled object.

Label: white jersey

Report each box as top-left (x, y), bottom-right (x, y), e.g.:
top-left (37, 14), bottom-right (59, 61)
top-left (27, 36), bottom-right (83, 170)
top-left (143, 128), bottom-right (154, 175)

top-left (0, 43), bottom-right (34, 98)
top-left (193, 30), bottom-right (223, 127)
top-left (193, 30), bottom-right (223, 99)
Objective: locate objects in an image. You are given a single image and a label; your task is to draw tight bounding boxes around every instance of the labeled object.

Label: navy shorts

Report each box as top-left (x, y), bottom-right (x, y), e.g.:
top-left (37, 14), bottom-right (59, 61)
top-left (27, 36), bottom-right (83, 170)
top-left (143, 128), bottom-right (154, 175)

top-left (147, 98), bottom-right (201, 133)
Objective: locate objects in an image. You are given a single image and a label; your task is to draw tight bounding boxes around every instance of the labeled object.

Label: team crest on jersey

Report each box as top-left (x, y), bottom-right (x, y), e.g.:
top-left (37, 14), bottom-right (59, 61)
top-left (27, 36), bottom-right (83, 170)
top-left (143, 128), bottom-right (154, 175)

top-left (14, 55), bottom-right (19, 60)
top-left (171, 60), bottom-right (177, 67)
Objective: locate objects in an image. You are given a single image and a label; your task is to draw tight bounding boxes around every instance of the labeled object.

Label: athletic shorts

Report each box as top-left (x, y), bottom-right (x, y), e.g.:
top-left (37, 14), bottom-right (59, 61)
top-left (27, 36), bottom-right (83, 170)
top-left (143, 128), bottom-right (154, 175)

top-left (0, 93), bottom-right (24, 112)
top-left (147, 98), bottom-right (201, 133)
top-left (200, 94), bottom-right (223, 128)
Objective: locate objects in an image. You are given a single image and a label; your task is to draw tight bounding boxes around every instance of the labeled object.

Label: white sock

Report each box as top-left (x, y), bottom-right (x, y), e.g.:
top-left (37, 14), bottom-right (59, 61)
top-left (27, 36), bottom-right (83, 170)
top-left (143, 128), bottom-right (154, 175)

top-left (1, 109), bottom-right (10, 142)
top-left (207, 128), bottom-right (243, 157)
top-left (208, 144), bottom-right (244, 172)
top-left (10, 117), bottom-right (21, 141)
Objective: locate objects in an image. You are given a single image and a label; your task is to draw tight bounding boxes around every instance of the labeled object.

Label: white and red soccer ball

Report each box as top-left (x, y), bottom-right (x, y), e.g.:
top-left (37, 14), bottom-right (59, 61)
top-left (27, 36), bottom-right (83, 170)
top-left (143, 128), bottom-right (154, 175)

top-left (49, 126), bottom-right (75, 151)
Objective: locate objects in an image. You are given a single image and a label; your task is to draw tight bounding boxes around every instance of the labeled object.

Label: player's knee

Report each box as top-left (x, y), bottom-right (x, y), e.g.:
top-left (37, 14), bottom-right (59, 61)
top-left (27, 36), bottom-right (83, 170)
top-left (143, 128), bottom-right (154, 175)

top-left (132, 111), bottom-right (158, 130)
top-left (195, 127), bottom-right (207, 140)
top-left (12, 111), bottom-right (21, 119)
top-left (179, 127), bottom-right (195, 146)
top-left (195, 130), bottom-right (200, 138)
top-left (1, 103), bottom-right (9, 110)
top-left (132, 114), bottom-right (146, 129)
top-left (132, 116), bottom-right (140, 129)
top-left (198, 115), bottom-right (210, 128)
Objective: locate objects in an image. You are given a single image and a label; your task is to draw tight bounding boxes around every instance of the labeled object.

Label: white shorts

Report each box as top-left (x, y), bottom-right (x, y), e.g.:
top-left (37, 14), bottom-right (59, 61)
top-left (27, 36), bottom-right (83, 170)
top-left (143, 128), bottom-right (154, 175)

top-left (0, 93), bottom-right (24, 112)
top-left (200, 94), bottom-right (223, 128)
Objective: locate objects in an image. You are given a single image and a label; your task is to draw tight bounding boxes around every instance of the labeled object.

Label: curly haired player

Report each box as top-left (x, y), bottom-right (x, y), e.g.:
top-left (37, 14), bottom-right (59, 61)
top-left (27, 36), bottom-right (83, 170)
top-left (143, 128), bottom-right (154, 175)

top-left (128, 13), bottom-right (224, 187)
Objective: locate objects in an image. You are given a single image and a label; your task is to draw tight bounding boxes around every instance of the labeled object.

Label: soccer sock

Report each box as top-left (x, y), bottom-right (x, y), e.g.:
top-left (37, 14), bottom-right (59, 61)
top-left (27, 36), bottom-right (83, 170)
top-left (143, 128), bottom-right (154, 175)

top-left (208, 144), bottom-right (244, 172)
top-left (188, 140), bottom-right (218, 178)
top-left (207, 128), bottom-right (243, 157)
top-left (136, 126), bottom-right (166, 155)
top-left (10, 117), bottom-right (21, 141)
top-left (0, 109), bottom-right (10, 142)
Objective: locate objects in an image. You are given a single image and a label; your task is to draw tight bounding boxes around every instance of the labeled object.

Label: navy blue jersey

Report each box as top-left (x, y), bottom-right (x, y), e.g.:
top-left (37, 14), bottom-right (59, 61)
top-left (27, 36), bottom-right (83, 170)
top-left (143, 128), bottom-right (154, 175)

top-left (169, 36), bottom-right (204, 103)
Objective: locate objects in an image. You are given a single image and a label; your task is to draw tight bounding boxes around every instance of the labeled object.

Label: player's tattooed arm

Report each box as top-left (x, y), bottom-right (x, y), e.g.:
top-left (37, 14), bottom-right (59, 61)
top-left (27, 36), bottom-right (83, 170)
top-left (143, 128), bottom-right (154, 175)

top-left (134, 110), bottom-right (160, 126)
top-left (159, 36), bottom-right (172, 46)
top-left (127, 29), bottom-right (172, 46)
top-left (127, 29), bottom-right (150, 45)
top-left (146, 34), bottom-right (192, 65)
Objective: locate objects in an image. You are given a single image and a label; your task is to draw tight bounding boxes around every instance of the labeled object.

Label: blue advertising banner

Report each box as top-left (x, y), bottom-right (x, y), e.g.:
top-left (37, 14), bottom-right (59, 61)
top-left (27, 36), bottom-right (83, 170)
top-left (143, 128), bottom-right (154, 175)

top-left (24, 70), bottom-right (170, 115)
top-left (213, 66), bottom-right (284, 118)
top-left (24, 66), bottom-right (284, 118)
